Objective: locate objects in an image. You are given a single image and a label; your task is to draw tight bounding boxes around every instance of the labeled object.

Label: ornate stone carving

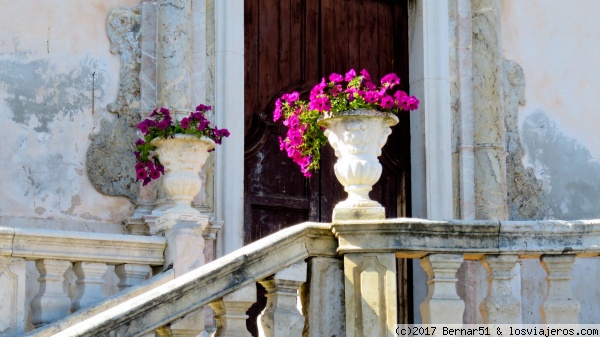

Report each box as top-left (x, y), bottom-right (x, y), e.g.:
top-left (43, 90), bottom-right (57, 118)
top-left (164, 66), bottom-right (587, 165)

top-left (151, 135), bottom-right (215, 217)
top-left (317, 110), bottom-right (398, 214)
top-left (87, 6), bottom-right (142, 201)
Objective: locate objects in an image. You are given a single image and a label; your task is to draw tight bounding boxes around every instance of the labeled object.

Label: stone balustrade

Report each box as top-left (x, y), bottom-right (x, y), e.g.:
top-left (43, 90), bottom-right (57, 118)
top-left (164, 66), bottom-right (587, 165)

top-left (0, 226), bottom-right (166, 334)
top-left (20, 219), bottom-right (600, 337)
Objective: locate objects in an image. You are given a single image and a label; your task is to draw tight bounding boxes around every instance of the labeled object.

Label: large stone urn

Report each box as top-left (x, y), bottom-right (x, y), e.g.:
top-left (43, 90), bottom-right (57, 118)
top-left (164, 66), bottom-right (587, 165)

top-left (150, 134), bottom-right (215, 221)
top-left (318, 109), bottom-right (398, 219)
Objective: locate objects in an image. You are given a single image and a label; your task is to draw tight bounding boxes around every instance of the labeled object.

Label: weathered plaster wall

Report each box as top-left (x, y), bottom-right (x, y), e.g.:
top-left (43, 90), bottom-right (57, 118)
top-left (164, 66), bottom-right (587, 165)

top-left (0, 0), bottom-right (141, 232)
top-left (502, 0), bottom-right (600, 323)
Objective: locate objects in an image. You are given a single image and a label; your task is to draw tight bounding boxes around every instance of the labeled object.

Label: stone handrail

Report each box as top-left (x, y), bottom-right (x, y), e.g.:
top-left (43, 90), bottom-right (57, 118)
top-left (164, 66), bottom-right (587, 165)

top-left (50, 222), bottom-right (335, 336)
top-left (26, 218), bottom-right (600, 336)
top-left (0, 227), bottom-right (166, 264)
top-left (0, 226), bottom-right (166, 332)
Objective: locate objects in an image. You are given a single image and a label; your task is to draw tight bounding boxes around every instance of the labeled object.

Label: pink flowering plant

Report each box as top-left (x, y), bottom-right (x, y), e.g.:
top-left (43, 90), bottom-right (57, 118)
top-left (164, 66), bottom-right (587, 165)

top-left (274, 68), bottom-right (419, 177)
top-left (134, 104), bottom-right (230, 186)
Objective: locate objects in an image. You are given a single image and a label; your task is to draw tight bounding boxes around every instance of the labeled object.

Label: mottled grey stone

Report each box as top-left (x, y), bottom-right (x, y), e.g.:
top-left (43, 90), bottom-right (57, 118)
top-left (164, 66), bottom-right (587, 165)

top-left (503, 60), bottom-right (551, 221)
top-left (87, 6), bottom-right (142, 202)
top-left (0, 57), bottom-right (104, 133)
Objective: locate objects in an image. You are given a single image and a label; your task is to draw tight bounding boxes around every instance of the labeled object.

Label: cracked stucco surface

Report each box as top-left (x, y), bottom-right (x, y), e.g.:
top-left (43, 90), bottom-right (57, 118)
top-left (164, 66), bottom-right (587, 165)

top-left (0, 0), bottom-right (140, 230)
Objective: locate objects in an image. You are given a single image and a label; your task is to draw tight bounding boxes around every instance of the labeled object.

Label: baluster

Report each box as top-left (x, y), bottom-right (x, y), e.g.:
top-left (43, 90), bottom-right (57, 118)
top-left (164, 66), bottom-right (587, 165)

top-left (209, 283), bottom-right (256, 337)
top-left (115, 264), bottom-right (151, 290)
top-left (259, 261), bottom-right (307, 337)
top-left (302, 257), bottom-right (345, 337)
top-left (71, 261), bottom-right (108, 311)
top-left (481, 254), bottom-right (521, 323)
top-left (540, 254), bottom-right (580, 323)
top-left (31, 259), bottom-right (72, 327)
top-left (420, 254), bottom-right (464, 324)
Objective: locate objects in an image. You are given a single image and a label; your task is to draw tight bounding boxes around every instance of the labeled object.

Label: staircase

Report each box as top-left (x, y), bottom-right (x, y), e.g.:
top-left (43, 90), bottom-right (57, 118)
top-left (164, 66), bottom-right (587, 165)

top-left (3, 218), bottom-right (600, 336)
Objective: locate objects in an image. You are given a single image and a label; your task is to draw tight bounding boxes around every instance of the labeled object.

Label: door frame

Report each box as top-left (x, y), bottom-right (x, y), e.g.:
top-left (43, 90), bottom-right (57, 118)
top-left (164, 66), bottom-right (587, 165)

top-left (214, 0), bottom-right (453, 251)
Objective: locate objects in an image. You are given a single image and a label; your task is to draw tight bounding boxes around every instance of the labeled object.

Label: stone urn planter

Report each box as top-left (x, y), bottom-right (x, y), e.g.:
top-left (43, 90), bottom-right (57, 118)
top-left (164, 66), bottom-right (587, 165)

top-left (150, 134), bottom-right (215, 215)
top-left (318, 109), bottom-right (399, 211)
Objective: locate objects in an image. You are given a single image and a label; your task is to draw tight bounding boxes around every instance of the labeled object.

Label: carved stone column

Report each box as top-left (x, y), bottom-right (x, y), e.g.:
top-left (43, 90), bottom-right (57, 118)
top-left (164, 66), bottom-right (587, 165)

top-left (71, 262), bottom-right (108, 312)
top-left (345, 253), bottom-right (397, 337)
top-left (209, 283), bottom-right (256, 337)
top-left (160, 217), bottom-right (209, 336)
top-left (115, 264), bottom-right (152, 291)
top-left (420, 254), bottom-right (464, 324)
top-left (157, 0), bottom-right (193, 114)
top-left (302, 257), bottom-right (345, 337)
top-left (259, 261), bottom-right (307, 337)
top-left (471, 0), bottom-right (508, 220)
top-left (31, 259), bottom-right (72, 327)
top-left (540, 255), bottom-right (580, 323)
top-left (481, 254), bottom-right (520, 323)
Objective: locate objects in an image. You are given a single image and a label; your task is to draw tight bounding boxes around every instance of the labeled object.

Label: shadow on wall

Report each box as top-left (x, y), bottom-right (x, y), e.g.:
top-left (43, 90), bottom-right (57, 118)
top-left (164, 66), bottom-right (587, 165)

top-left (522, 110), bottom-right (600, 220)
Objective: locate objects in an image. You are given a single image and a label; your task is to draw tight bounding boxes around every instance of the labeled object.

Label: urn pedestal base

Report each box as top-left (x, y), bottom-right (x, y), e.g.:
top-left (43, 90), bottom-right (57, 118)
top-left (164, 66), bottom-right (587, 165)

top-left (332, 206), bottom-right (385, 221)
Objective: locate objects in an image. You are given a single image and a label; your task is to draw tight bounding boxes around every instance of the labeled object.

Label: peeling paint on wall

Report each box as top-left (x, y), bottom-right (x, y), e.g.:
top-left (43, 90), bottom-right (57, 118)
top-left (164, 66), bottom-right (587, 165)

top-left (0, 56), bottom-right (104, 133)
top-left (86, 6), bottom-right (142, 202)
top-left (503, 59), bottom-right (551, 220)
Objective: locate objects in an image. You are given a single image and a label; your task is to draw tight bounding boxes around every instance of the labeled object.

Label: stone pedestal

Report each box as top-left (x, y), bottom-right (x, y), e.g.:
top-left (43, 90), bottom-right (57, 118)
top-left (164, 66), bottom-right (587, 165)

top-left (302, 257), bottom-right (345, 337)
top-left (0, 257), bottom-right (26, 335)
top-left (344, 253), bottom-right (397, 337)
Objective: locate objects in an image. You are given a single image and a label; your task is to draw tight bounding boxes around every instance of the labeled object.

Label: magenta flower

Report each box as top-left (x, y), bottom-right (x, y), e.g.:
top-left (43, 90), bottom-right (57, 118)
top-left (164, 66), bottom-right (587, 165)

top-left (196, 104), bottom-right (210, 111)
top-left (345, 69), bottom-right (357, 82)
top-left (135, 162), bottom-right (145, 171)
top-left (407, 96), bottom-right (420, 110)
top-left (180, 117), bottom-right (191, 129)
top-left (197, 119), bottom-right (210, 131)
top-left (157, 164), bottom-right (165, 174)
top-left (364, 91), bottom-right (379, 104)
top-left (158, 119), bottom-right (170, 130)
top-left (381, 73), bottom-right (400, 87)
top-left (137, 120), bottom-right (150, 134)
top-left (136, 169), bottom-right (148, 180)
top-left (310, 78), bottom-right (327, 100)
top-left (142, 177), bottom-right (151, 186)
top-left (288, 128), bottom-right (304, 147)
top-left (360, 69), bottom-right (372, 83)
top-left (149, 170), bottom-right (160, 180)
top-left (134, 151), bottom-right (140, 159)
top-left (135, 139), bottom-right (145, 146)
top-left (278, 136), bottom-right (287, 150)
top-left (283, 114), bottom-right (300, 128)
top-left (380, 95), bottom-right (395, 109)
top-left (282, 92), bottom-right (300, 103)
top-left (273, 100), bottom-right (283, 122)
top-left (150, 108), bottom-right (158, 117)
top-left (160, 107), bottom-right (170, 114)
top-left (329, 73), bottom-right (343, 83)
top-left (309, 96), bottom-right (331, 111)
top-left (215, 127), bottom-right (230, 138)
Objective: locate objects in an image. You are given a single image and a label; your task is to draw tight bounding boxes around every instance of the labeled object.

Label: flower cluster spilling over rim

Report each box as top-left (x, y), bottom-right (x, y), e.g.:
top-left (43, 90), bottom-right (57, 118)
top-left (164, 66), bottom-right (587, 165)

top-left (134, 105), bottom-right (230, 186)
top-left (273, 69), bottom-right (419, 177)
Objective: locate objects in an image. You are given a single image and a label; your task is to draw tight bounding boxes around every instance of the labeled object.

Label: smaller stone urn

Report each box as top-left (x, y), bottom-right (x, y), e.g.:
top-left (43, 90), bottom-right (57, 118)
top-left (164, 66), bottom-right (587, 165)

top-left (318, 109), bottom-right (398, 219)
top-left (150, 134), bottom-right (215, 219)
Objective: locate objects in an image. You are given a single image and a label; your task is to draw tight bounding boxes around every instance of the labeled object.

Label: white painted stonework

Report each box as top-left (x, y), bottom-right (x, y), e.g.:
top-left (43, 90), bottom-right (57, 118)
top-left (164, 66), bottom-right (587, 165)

top-left (318, 110), bottom-right (398, 212)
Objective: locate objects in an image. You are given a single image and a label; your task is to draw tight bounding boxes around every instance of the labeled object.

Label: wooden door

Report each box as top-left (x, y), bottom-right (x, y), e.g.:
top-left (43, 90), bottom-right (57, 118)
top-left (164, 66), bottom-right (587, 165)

top-left (244, 1), bottom-right (411, 330)
top-left (244, 0), bottom-right (410, 240)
